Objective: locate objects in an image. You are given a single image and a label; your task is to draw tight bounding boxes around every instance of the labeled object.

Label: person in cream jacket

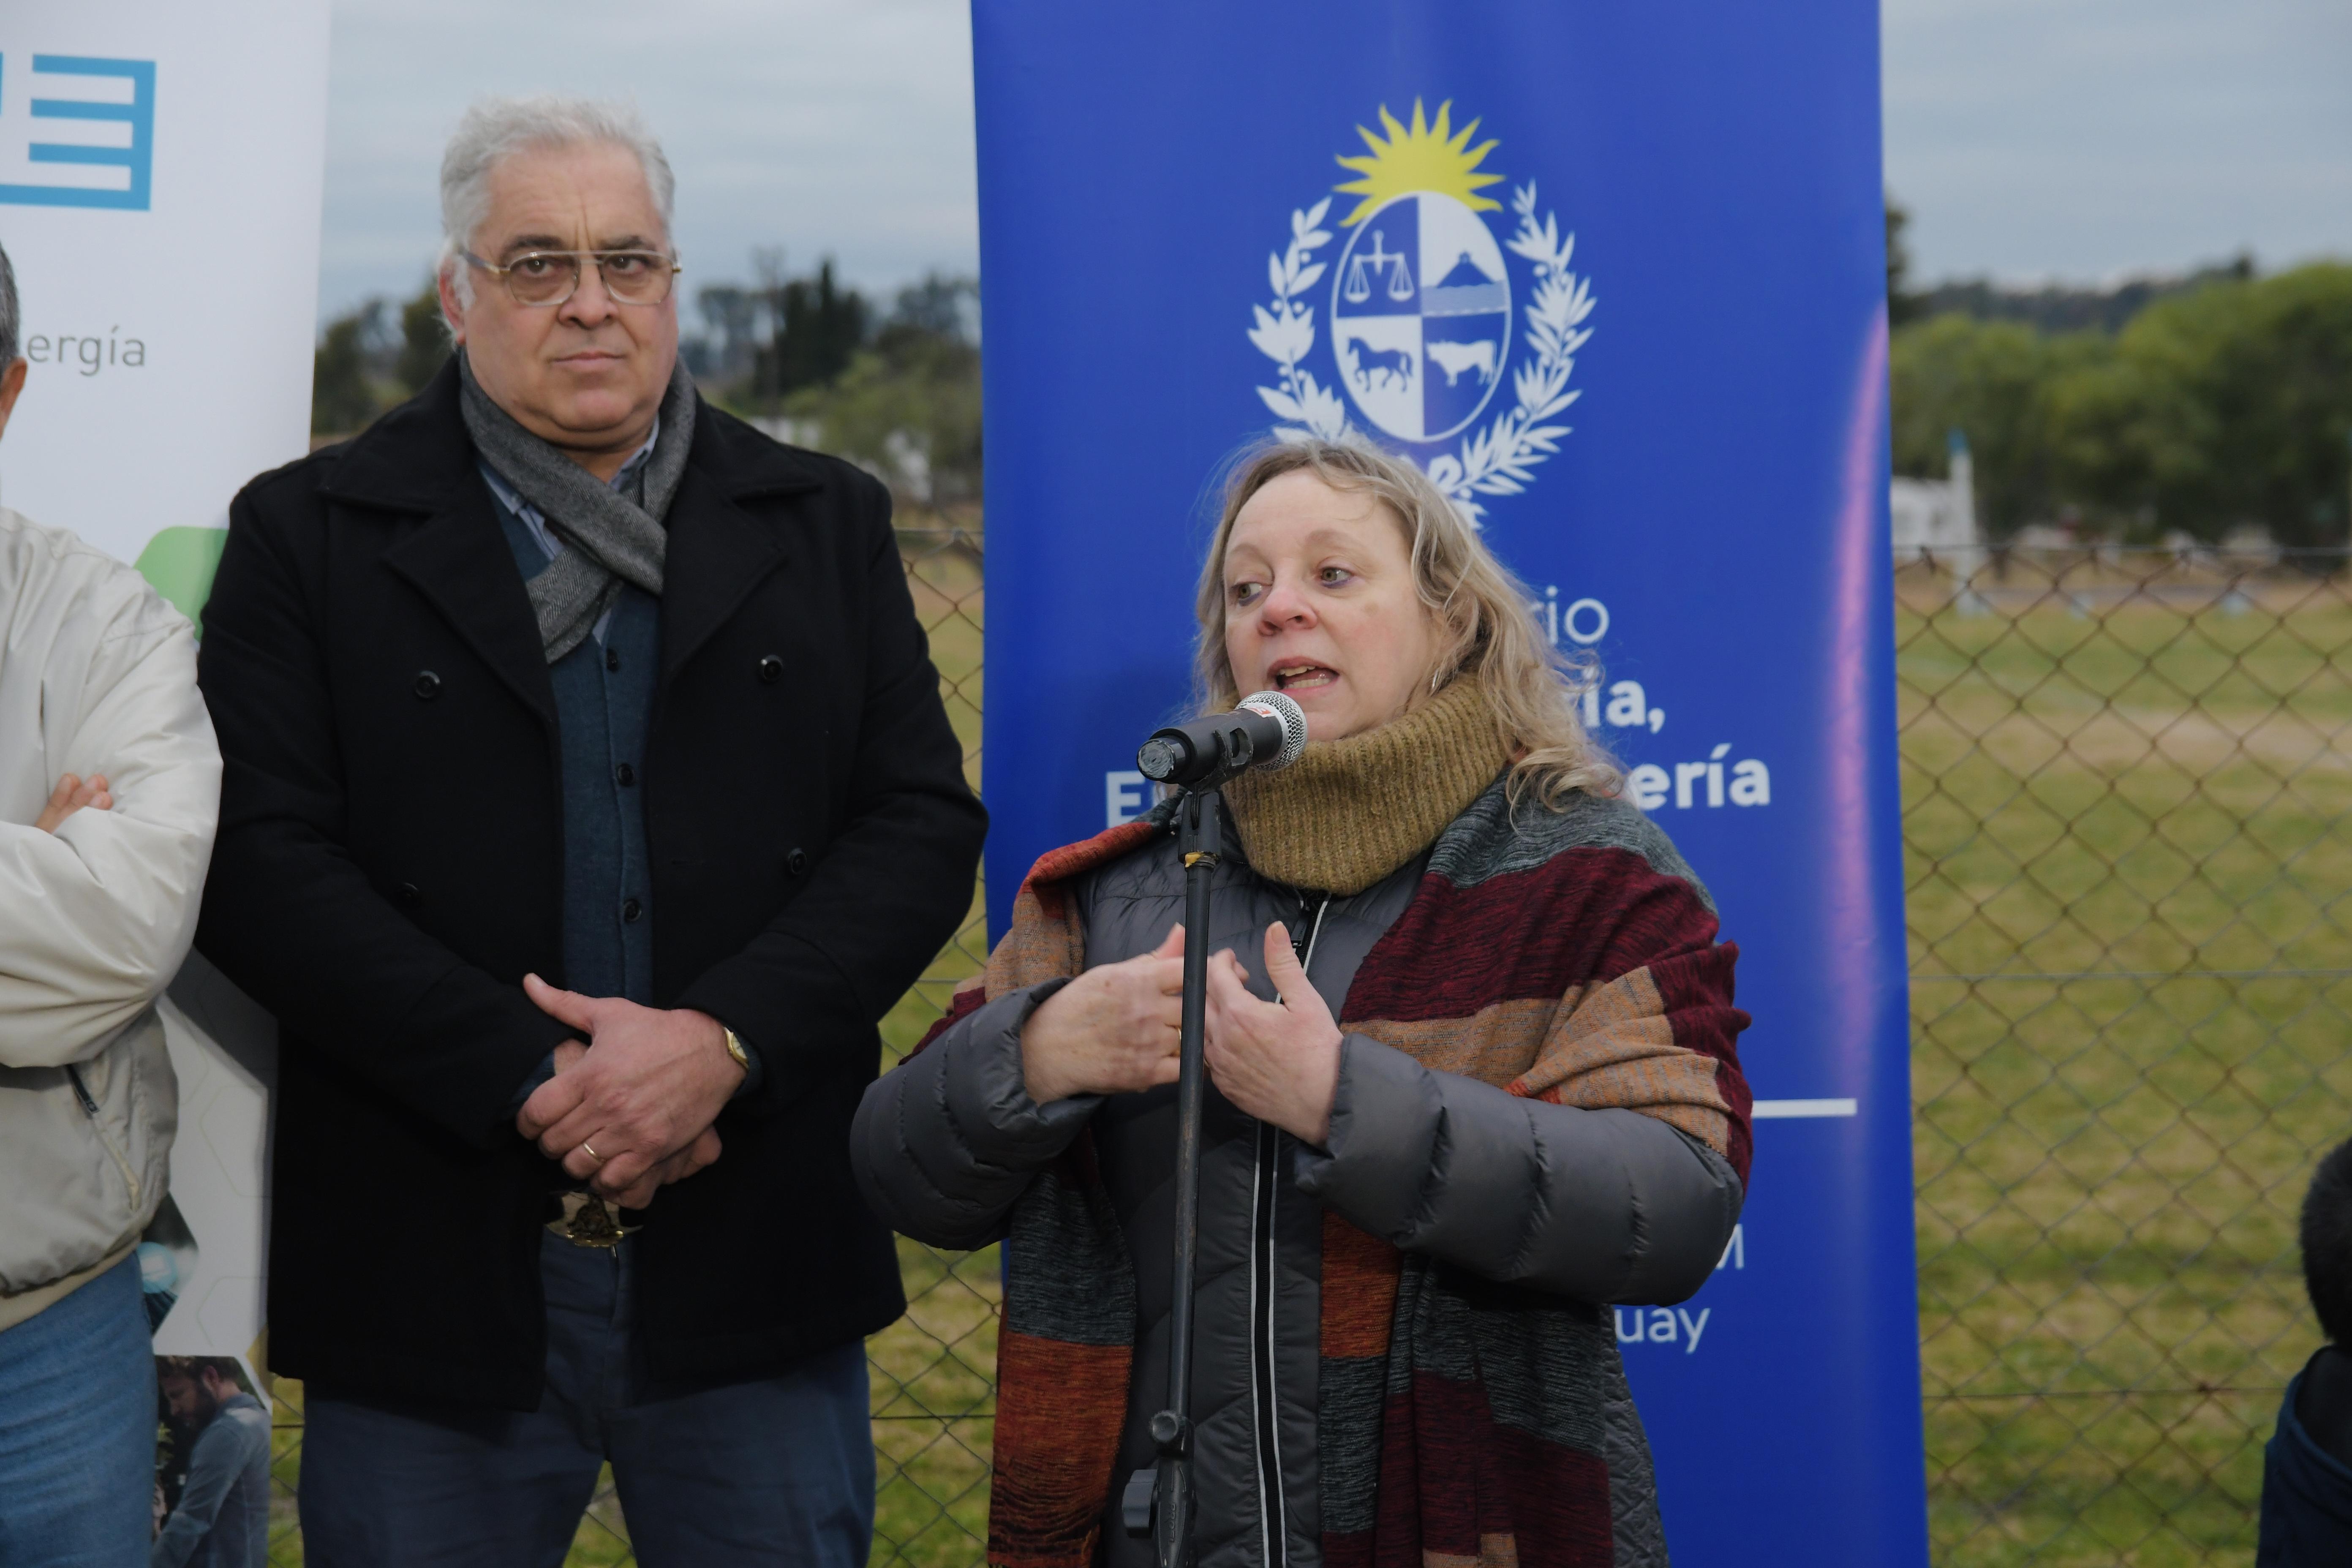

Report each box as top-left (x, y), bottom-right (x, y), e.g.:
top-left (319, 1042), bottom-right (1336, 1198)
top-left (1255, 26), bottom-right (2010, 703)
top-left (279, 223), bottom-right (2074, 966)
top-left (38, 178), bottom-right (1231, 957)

top-left (0, 239), bottom-right (222, 1566)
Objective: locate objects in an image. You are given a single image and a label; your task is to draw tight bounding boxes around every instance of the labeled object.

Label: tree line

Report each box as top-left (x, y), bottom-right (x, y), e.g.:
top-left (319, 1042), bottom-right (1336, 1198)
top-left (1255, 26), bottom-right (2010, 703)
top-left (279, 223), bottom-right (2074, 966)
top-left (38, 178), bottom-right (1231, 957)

top-left (312, 258), bottom-right (981, 512)
top-left (310, 284), bottom-right (452, 436)
top-left (1888, 202), bottom-right (2352, 549)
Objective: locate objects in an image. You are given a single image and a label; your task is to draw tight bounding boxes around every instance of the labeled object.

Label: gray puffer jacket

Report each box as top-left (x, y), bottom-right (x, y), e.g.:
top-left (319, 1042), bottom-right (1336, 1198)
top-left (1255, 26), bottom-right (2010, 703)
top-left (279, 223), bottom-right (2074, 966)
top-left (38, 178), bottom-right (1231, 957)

top-left (854, 826), bottom-right (1743, 1568)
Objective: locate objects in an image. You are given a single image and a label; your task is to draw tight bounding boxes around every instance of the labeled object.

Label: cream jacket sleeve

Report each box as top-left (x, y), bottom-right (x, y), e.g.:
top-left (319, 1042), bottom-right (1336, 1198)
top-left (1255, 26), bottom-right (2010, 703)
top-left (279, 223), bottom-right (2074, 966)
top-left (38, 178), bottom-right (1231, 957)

top-left (0, 508), bottom-right (221, 1067)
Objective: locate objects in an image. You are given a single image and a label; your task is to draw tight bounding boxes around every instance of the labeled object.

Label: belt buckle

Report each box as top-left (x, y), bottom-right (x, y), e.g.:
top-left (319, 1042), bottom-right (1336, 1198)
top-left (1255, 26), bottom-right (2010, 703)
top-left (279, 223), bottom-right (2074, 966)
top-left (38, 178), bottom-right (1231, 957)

top-left (547, 1191), bottom-right (639, 1249)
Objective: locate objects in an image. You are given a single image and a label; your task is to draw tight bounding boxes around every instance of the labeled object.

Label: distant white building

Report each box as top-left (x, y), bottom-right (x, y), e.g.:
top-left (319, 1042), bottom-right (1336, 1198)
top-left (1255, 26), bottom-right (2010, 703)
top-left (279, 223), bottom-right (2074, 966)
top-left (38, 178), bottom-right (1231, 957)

top-left (1891, 430), bottom-right (1979, 558)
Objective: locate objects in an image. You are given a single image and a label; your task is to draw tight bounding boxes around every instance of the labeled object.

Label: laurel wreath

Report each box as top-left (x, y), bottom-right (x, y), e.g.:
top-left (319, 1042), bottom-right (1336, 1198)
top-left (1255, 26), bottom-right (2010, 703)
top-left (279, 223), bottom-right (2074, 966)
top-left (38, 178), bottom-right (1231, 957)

top-left (1250, 182), bottom-right (1595, 524)
top-left (1248, 197), bottom-right (1353, 441)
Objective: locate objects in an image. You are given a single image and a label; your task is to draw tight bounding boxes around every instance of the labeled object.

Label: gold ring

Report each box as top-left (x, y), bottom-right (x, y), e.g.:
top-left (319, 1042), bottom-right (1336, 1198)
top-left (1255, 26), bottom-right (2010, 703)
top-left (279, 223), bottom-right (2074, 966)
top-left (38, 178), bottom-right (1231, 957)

top-left (581, 1141), bottom-right (604, 1164)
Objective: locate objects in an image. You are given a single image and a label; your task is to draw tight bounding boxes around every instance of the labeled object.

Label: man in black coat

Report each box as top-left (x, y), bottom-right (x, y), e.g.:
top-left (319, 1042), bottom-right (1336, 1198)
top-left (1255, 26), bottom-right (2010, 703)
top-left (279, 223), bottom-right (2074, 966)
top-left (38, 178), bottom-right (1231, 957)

top-left (194, 96), bottom-right (984, 1568)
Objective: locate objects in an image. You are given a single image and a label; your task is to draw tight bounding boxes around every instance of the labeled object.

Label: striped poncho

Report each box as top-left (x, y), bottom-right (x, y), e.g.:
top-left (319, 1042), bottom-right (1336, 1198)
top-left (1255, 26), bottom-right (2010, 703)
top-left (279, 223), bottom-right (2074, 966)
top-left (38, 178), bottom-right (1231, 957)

top-left (945, 780), bottom-right (1752, 1568)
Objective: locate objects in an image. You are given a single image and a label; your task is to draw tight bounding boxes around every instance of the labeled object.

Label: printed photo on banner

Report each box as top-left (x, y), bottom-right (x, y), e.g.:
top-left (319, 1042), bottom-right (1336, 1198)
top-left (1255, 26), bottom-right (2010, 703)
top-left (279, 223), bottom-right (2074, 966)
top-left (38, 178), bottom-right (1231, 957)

top-left (152, 1355), bottom-right (270, 1568)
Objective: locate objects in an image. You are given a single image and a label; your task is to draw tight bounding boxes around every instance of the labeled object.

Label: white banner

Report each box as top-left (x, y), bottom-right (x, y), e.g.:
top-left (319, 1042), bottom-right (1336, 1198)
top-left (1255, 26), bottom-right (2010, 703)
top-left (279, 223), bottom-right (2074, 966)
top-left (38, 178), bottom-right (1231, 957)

top-left (0, 0), bottom-right (328, 602)
top-left (0, 0), bottom-right (327, 1440)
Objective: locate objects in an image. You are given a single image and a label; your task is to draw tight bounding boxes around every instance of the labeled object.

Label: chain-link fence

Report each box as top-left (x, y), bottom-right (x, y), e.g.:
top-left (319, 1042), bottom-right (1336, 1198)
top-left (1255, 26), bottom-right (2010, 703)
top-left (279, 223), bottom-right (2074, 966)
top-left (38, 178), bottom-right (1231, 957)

top-left (1903, 542), bottom-right (2350, 1565)
top-left (247, 531), bottom-right (2342, 1565)
top-left (867, 523), bottom-right (996, 1568)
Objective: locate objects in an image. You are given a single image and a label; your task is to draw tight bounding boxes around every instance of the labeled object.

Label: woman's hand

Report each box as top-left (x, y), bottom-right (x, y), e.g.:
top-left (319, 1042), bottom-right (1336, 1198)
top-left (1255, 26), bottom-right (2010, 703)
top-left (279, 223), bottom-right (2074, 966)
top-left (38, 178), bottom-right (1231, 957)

top-left (1205, 923), bottom-right (1343, 1145)
top-left (1020, 923), bottom-right (1186, 1103)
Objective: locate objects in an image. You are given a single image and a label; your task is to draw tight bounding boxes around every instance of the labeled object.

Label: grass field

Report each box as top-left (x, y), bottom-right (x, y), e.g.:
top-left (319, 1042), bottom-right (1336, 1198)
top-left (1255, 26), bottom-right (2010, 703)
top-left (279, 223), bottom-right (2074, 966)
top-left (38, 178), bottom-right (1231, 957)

top-left (254, 544), bottom-right (2352, 1566)
top-left (1900, 558), bottom-right (2352, 1565)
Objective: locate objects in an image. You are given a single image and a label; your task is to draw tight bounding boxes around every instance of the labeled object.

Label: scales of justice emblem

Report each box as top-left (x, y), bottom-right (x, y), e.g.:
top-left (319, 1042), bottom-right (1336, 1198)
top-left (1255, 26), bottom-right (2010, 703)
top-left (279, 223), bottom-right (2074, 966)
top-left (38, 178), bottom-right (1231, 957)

top-left (1249, 100), bottom-right (1596, 522)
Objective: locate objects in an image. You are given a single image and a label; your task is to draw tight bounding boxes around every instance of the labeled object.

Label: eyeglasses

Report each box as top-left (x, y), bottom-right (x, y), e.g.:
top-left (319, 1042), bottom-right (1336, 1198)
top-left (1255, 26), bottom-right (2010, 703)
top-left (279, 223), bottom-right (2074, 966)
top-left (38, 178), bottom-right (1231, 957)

top-left (462, 248), bottom-right (682, 308)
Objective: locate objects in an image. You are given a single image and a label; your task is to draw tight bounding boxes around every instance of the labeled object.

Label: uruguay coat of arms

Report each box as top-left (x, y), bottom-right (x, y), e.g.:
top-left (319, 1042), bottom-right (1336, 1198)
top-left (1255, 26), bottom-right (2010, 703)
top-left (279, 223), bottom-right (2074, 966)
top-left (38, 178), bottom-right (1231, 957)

top-left (1249, 99), bottom-right (1595, 523)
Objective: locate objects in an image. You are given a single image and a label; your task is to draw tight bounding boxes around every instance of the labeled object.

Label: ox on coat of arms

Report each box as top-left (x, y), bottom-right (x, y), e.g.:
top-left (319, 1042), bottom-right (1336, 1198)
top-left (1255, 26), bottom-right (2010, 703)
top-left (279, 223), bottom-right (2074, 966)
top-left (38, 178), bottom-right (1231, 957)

top-left (1248, 99), bottom-right (1595, 523)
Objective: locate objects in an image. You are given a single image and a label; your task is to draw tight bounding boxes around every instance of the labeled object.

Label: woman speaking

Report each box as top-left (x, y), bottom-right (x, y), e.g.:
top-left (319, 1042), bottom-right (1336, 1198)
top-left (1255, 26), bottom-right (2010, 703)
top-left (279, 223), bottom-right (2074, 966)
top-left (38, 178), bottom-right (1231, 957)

top-left (853, 440), bottom-right (1751, 1568)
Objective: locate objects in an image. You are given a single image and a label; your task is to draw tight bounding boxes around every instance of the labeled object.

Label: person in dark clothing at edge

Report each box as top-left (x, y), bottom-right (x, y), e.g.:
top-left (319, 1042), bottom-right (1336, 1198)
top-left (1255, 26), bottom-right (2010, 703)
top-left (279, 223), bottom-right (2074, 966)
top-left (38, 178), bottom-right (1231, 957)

top-left (193, 95), bottom-right (984, 1568)
top-left (2261, 1138), bottom-right (2352, 1562)
top-left (854, 440), bottom-right (1751, 1568)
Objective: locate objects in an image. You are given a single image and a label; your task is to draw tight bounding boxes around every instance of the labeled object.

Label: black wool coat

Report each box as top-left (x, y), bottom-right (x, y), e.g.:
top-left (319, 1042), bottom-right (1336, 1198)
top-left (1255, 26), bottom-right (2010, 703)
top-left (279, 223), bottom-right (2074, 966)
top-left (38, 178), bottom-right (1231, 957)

top-left (194, 362), bottom-right (986, 1409)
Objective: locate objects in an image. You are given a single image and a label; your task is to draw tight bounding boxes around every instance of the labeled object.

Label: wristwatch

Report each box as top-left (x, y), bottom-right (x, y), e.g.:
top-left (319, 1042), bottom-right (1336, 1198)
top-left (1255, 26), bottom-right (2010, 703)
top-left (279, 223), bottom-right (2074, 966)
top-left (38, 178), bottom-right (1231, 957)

top-left (721, 1025), bottom-right (751, 1074)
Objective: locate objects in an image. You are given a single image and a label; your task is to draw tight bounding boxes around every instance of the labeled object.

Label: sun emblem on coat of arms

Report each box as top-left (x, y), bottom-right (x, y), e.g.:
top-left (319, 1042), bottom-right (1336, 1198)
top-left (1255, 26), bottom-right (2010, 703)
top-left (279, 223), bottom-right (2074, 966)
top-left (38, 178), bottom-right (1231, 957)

top-left (1249, 100), bottom-right (1595, 523)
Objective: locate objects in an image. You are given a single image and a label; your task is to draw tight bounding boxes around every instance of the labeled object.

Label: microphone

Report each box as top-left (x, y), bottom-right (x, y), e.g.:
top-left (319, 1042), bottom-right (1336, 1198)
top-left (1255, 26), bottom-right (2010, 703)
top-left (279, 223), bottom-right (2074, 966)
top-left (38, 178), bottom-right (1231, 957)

top-left (1136, 691), bottom-right (1309, 789)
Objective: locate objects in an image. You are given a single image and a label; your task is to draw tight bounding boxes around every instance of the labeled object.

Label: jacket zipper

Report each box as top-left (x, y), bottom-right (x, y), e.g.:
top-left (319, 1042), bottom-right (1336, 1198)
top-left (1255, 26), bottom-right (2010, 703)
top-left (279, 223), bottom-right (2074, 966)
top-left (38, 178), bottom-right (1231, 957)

top-left (1250, 894), bottom-right (1329, 1568)
top-left (1250, 1119), bottom-right (1285, 1568)
top-left (66, 1063), bottom-right (142, 1213)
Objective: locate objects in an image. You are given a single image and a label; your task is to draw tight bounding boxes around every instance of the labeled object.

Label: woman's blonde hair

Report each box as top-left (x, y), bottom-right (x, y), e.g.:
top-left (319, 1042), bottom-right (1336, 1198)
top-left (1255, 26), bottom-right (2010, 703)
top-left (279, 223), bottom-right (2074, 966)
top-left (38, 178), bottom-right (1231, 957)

top-left (1193, 438), bottom-right (1620, 807)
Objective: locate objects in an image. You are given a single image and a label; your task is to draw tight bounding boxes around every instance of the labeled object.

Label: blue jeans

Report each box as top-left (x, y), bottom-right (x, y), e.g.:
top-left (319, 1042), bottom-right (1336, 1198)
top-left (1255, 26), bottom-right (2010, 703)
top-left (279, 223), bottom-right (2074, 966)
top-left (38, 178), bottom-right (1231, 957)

top-left (0, 1255), bottom-right (158, 1568)
top-left (299, 1232), bottom-right (874, 1568)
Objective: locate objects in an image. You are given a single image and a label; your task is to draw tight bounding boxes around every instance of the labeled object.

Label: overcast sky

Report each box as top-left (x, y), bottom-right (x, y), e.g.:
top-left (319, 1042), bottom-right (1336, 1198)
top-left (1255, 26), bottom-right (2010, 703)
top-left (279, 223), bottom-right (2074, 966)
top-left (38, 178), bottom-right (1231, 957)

top-left (316, 0), bottom-right (2352, 322)
top-left (1883, 0), bottom-right (2352, 285)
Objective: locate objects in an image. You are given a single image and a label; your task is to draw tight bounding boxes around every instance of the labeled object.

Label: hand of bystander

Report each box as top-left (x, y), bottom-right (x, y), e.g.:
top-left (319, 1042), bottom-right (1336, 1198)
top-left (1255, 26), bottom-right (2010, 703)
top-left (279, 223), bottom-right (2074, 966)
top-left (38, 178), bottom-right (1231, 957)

top-left (32, 771), bottom-right (110, 833)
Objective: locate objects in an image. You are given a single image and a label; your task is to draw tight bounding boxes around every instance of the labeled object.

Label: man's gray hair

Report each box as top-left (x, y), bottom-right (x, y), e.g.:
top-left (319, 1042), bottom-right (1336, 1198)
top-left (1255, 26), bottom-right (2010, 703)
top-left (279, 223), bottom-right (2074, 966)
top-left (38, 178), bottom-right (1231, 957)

top-left (0, 242), bottom-right (19, 365)
top-left (438, 96), bottom-right (675, 306)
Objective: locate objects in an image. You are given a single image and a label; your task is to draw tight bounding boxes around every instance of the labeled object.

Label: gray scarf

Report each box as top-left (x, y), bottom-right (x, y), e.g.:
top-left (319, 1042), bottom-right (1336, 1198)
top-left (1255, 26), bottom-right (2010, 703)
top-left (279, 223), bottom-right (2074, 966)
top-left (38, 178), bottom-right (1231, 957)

top-left (457, 349), bottom-right (698, 662)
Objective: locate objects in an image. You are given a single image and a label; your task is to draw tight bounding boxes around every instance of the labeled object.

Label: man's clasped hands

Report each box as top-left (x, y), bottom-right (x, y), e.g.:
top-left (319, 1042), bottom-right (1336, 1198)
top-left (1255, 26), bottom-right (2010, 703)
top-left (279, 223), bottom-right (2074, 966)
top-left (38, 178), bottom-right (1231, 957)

top-left (513, 979), bottom-right (743, 1209)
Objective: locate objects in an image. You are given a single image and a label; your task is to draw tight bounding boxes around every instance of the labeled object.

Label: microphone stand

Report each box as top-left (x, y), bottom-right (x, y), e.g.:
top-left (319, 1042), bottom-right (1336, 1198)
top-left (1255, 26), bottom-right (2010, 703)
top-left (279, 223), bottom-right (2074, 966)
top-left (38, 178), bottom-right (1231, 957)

top-left (1147, 781), bottom-right (1219, 1568)
top-left (1122, 693), bottom-right (1302, 1568)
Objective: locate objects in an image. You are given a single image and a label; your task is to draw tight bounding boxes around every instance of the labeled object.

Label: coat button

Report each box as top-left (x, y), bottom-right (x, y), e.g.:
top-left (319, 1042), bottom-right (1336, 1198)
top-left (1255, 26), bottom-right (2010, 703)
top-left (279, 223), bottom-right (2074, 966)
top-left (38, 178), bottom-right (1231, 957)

top-left (757, 654), bottom-right (784, 685)
top-left (413, 670), bottom-right (441, 700)
top-left (622, 897), bottom-right (642, 923)
top-left (786, 847), bottom-right (809, 877)
top-left (397, 882), bottom-right (420, 906)
top-left (615, 762), bottom-right (635, 787)
top-left (605, 647), bottom-right (621, 673)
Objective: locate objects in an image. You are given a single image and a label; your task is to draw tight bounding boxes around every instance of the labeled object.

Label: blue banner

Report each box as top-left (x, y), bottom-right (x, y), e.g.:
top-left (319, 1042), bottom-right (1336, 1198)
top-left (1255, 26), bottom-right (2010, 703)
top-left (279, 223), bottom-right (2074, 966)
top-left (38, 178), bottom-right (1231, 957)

top-left (972, 4), bottom-right (1924, 1560)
